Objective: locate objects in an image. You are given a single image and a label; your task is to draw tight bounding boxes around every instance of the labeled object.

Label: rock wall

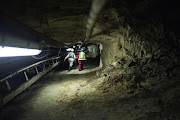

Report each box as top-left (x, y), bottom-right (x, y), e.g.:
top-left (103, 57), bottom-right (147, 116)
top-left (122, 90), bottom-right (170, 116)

top-left (89, 9), bottom-right (179, 75)
top-left (88, 9), bottom-right (180, 119)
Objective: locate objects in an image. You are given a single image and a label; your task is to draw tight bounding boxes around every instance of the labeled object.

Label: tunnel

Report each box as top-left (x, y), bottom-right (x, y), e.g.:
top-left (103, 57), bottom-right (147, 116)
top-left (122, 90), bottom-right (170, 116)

top-left (0, 0), bottom-right (180, 120)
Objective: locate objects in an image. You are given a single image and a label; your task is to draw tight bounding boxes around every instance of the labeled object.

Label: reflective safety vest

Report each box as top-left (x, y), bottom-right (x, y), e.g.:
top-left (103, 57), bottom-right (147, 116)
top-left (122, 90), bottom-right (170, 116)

top-left (78, 52), bottom-right (86, 60)
top-left (68, 52), bottom-right (75, 58)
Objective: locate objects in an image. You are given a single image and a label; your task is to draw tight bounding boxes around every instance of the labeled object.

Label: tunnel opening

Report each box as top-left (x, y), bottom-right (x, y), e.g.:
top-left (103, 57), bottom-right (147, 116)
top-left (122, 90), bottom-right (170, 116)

top-left (55, 43), bottom-right (102, 74)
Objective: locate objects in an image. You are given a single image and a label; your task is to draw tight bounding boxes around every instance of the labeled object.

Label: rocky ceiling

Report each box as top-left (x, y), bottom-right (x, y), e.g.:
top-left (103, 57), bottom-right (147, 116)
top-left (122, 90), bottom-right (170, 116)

top-left (0, 0), bottom-right (179, 44)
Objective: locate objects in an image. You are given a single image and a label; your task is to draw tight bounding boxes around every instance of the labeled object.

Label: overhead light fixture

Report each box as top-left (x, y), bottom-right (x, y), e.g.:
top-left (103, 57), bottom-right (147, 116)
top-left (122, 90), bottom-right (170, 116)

top-left (0, 46), bottom-right (41, 57)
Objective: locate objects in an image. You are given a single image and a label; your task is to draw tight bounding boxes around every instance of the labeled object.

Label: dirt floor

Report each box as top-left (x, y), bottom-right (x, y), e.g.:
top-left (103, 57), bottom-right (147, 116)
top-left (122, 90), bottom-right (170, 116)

top-left (1, 67), bottom-right (103, 120)
top-left (1, 63), bottom-right (179, 120)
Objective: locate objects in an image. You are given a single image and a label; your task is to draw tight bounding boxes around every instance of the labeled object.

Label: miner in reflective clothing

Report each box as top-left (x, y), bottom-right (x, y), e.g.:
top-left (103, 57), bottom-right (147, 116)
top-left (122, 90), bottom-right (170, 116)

top-left (64, 49), bottom-right (75, 71)
top-left (78, 49), bottom-right (86, 71)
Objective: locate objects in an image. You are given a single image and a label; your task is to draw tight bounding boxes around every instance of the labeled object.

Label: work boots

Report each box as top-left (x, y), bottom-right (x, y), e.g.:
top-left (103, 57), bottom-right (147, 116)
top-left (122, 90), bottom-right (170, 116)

top-left (68, 67), bottom-right (72, 72)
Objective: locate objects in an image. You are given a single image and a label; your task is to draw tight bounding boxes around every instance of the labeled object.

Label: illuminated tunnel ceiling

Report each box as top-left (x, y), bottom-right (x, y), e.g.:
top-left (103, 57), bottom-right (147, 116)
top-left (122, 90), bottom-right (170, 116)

top-left (0, 0), bottom-right (179, 44)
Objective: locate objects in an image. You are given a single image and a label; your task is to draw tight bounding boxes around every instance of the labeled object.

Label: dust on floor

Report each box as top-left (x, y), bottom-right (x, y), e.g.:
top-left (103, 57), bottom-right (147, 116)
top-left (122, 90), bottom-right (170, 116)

top-left (1, 68), bottom-right (180, 120)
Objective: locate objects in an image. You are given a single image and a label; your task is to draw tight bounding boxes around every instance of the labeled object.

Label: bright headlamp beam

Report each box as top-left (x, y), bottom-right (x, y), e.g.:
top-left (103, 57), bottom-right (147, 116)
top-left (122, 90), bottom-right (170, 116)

top-left (0, 46), bottom-right (41, 57)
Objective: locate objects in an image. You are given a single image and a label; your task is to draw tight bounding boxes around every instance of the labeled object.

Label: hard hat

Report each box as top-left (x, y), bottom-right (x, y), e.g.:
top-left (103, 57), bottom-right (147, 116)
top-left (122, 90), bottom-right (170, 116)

top-left (66, 48), bottom-right (71, 51)
top-left (71, 49), bottom-right (74, 52)
top-left (66, 48), bottom-right (74, 52)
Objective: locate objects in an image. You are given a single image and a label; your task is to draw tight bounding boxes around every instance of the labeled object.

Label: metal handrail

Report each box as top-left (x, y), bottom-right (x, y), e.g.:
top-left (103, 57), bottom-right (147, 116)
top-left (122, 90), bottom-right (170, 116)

top-left (0, 56), bottom-right (61, 83)
top-left (0, 55), bottom-right (61, 106)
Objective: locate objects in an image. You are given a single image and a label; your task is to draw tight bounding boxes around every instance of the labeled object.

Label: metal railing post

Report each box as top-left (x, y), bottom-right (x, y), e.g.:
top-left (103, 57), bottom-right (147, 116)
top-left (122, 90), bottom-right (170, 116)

top-left (35, 66), bottom-right (39, 74)
top-left (5, 80), bottom-right (11, 92)
top-left (24, 71), bottom-right (29, 81)
top-left (52, 59), bottom-right (54, 64)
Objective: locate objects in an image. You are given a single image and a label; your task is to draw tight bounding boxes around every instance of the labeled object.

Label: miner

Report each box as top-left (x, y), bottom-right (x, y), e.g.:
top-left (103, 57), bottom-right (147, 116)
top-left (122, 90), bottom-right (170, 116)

top-left (64, 49), bottom-right (76, 71)
top-left (78, 48), bottom-right (86, 71)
